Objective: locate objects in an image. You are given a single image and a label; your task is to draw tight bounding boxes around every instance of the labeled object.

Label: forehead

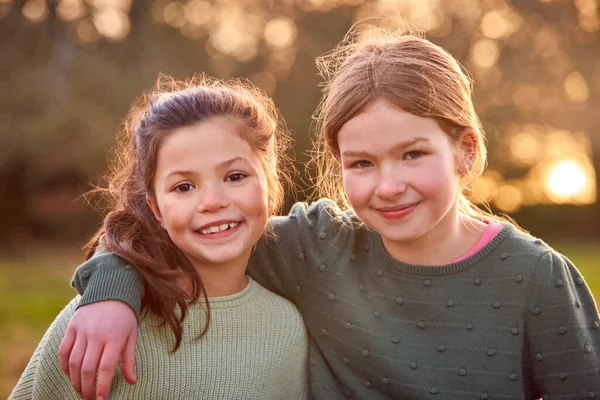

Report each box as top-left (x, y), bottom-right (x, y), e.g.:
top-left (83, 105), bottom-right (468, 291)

top-left (337, 100), bottom-right (451, 151)
top-left (155, 118), bottom-right (259, 171)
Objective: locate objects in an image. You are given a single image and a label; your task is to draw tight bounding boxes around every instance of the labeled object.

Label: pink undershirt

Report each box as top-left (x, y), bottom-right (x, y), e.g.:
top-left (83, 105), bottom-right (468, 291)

top-left (445, 221), bottom-right (503, 265)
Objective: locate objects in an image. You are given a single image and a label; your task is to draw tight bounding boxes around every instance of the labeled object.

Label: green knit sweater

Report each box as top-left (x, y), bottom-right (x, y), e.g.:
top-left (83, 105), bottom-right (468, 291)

top-left (10, 277), bottom-right (309, 400)
top-left (70, 200), bottom-right (599, 399)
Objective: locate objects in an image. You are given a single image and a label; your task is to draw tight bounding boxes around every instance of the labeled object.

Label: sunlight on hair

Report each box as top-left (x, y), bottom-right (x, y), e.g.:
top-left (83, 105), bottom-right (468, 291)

top-left (564, 71), bottom-right (590, 103)
top-left (545, 160), bottom-right (596, 204)
top-left (264, 17), bottom-right (297, 49)
top-left (22, 0), bottom-right (48, 23)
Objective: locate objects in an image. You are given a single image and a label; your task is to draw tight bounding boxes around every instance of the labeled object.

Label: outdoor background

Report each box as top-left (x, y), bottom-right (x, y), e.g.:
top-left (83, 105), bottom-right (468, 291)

top-left (1, 0), bottom-right (599, 397)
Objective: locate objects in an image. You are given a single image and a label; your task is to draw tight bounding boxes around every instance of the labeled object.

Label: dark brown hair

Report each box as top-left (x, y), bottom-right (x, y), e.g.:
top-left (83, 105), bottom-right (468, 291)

top-left (85, 75), bottom-right (291, 350)
top-left (312, 26), bottom-right (507, 224)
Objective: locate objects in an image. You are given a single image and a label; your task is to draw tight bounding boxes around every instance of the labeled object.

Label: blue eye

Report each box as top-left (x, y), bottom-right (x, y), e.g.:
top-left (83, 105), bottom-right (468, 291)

top-left (174, 183), bottom-right (194, 192)
top-left (405, 151), bottom-right (423, 160)
top-left (352, 160), bottom-right (373, 169)
top-left (226, 173), bottom-right (247, 182)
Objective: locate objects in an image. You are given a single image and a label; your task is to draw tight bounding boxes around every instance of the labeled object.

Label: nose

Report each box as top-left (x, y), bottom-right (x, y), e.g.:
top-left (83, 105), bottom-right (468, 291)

top-left (198, 183), bottom-right (229, 212)
top-left (374, 168), bottom-right (407, 200)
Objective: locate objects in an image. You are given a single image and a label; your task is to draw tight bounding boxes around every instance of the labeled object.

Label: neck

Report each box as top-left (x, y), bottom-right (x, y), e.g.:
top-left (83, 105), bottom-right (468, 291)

top-left (182, 254), bottom-right (250, 298)
top-left (382, 208), bottom-right (487, 266)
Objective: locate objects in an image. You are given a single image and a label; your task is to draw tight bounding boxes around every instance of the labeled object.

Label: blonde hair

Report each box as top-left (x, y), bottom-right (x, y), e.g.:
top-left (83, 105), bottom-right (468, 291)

top-left (312, 26), bottom-right (506, 224)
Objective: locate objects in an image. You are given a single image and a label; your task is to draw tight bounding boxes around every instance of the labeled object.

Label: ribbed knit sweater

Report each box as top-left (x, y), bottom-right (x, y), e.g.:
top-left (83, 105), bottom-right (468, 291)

top-left (70, 199), bottom-right (600, 399)
top-left (10, 277), bottom-right (309, 400)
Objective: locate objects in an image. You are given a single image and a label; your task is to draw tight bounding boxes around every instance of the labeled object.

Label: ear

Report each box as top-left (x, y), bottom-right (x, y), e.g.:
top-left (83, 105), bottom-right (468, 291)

top-left (146, 194), bottom-right (165, 229)
top-left (455, 128), bottom-right (478, 175)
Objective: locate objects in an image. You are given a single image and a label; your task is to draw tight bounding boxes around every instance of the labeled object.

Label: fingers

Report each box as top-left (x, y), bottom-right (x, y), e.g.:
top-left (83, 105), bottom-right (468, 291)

top-left (95, 342), bottom-right (121, 400)
top-left (120, 331), bottom-right (138, 384)
top-left (80, 342), bottom-right (103, 400)
top-left (59, 325), bottom-right (77, 376)
top-left (69, 335), bottom-right (87, 398)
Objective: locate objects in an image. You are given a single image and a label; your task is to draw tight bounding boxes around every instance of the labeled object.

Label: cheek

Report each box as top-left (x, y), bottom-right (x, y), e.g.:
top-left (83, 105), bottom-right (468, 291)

top-left (158, 200), bottom-right (188, 231)
top-left (343, 171), bottom-right (371, 208)
top-left (243, 180), bottom-right (270, 218)
top-left (417, 158), bottom-right (460, 202)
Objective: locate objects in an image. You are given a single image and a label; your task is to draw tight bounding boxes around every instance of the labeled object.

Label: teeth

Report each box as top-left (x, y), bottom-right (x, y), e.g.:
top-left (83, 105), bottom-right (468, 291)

top-left (200, 222), bottom-right (239, 235)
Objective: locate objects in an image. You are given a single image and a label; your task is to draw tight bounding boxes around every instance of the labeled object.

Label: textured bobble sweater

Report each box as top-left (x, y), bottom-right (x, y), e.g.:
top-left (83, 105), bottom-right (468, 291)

top-left (71, 199), bottom-right (600, 399)
top-left (10, 277), bottom-right (309, 400)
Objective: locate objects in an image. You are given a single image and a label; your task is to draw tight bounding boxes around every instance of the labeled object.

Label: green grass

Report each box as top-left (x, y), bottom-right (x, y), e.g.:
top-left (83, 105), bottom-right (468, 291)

top-left (0, 249), bottom-right (80, 399)
top-left (0, 243), bottom-right (597, 398)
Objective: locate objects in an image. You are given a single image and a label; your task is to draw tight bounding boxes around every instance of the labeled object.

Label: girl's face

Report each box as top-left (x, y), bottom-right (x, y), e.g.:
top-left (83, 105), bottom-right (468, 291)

top-left (338, 100), bottom-right (464, 254)
top-left (147, 117), bottom-right (269, 272)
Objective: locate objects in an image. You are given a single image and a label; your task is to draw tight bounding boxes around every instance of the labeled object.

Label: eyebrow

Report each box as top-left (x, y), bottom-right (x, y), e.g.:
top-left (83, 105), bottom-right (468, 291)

top-left (164, 156), bottom-right (249, 179)
top-left (341, 137), bottom-right (430, 157)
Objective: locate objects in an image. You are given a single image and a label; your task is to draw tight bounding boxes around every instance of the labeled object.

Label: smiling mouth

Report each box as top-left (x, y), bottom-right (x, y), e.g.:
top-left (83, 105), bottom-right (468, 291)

top-left (197, 222), bottom-right (239, 235)
top-left (377, 202), bottom-right (419, 212)
top-left (375, 202), bottom-right (420, 220)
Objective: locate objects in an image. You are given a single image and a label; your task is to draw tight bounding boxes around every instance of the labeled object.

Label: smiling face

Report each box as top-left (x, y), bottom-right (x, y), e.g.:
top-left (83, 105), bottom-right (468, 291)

top-left (147, 117), bottom-right (269, 271)
top-left (338, 100), bottom-right (467, 254)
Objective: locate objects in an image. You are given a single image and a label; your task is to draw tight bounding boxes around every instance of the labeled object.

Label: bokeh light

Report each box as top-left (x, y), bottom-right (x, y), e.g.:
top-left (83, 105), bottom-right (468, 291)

top-left (494, 183), bottom-right (523, 213)
top-left (564, 71), bottom-right (590, 103)
top-left (57, 0), bottom-right (86, 22)
top-left (22, 0), bottom-right (48, 23)
top-left (77, 18), bottom-right (100, 43)
top-left (93, 8), bottom-right (130, 41)
top-left (470, 39), bottom-right (499, 68)
top-left (264, 17), bottom-right (297, 49)
top-left (510, 131), bottom-right (541, 165)
top-left (544, 159), bottom-right (596, 204)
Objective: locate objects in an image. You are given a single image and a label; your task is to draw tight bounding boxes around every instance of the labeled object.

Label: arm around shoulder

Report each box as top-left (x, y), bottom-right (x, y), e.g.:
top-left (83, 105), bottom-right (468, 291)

top-left (249, 199), bottom-right (356, 298)
top-left (72, 251), bottom-right (144, 321)
top-left (526, 250), bottom-right (600, 397)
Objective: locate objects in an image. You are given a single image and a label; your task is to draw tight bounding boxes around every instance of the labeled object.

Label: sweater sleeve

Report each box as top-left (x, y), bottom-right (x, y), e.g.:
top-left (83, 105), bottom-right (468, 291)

top-left (9, 298), bottom-right (82, 400)
top-left (247, 199), bottom-right (355, 302)
top-left (526, 250), bottom-right (600, 398)
top-left (71, 251), bottom-right (144, 321)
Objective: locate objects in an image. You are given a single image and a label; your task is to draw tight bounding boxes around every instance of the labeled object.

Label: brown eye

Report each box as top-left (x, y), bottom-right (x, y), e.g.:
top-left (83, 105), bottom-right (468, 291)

top-left (175, 183), bottom-right (194, 192)
top-left (225, 173), bottom-right (247, 182)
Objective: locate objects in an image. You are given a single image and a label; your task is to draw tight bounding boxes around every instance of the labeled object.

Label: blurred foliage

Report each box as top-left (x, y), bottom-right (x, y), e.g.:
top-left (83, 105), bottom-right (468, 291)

top-left (1, 0), bottom-right (599, 248)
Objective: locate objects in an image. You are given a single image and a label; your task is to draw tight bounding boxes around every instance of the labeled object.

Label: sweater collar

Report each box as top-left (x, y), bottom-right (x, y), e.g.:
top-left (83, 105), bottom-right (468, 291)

top-left (372, 223), bottom-right (515, 276)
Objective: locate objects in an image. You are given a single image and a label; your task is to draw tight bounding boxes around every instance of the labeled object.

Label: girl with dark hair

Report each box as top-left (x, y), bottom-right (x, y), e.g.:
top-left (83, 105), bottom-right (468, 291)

top-left (10, 76), bottom-right (309, 400)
